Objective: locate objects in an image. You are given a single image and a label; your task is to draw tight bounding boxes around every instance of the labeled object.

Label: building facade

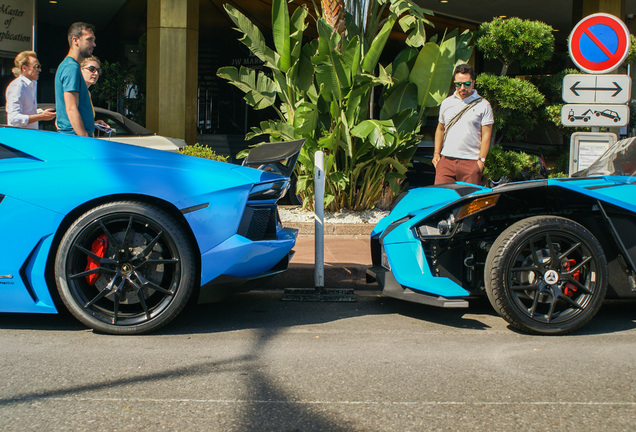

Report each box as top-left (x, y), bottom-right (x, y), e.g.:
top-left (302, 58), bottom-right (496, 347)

top-left (0, 0), bottom-right (632, 145)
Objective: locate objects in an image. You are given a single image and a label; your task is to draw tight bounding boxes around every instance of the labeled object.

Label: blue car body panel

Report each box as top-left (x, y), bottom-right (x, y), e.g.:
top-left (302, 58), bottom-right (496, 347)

top-left (0, 128), bottom-right (298, 315)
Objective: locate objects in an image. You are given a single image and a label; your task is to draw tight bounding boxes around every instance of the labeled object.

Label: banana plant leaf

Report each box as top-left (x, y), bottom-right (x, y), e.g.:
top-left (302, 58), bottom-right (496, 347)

top-left (272, 0), bottom-right (291, 72)
top-left (361, 15), bottom-right (396, 73)
top-left (224, 4), bottom-right (278, 69)
top-left (410, 37), bottom-right (456, 108)
top-left (216, 66), bottom-right (277, 110)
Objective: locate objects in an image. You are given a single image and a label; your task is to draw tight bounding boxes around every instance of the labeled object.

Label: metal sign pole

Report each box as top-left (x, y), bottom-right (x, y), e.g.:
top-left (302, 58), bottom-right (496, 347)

top-left (281, 150), bottom-right (356, 302)
top-left (314, 151), bottom-right (325, 290)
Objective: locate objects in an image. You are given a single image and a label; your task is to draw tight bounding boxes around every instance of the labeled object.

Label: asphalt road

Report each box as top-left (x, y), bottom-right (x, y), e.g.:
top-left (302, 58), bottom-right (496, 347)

top-left (1, 291), bottom-right (635, 432)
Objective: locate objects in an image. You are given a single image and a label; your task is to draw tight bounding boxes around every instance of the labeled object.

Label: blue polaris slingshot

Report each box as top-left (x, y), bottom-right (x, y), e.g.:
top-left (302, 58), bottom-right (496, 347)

top-left (368, 137), bottom-right (636, 335)
top-left (0, 126), bottom-right (302, 334)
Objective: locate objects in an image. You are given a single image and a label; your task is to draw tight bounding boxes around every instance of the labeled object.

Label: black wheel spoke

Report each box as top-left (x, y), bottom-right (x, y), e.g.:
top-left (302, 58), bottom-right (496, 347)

top-left (73, 244), bottom-right (117, 266)
top-left (134, 271), bottom-right (174, 295)
top-left (512, 266), bottom-right (540, 273)
top-left (563, 277), bottom-right (593, 294)
top-left (568, 255), bottom-right (591, 274)
top-left (545, 233), bottom-right (557, 268)
top-left (133, 230), bottom-right (164, 261)
top-left (84, 276), bottom-right (118, 308)
top-left (559, 293), bottom-right (583, 310)
top-left (74, 244), bottom-right (101, 261)
top-left (545, 293), bottom-right (558, 323)
top-left (128, 278), bottom-right (151, 318)
top-left (137, 258), bottom-right (179, 268)
top-left (529, 290), bottom-right (542, 317)
top-left (99, 220), bottom-right (121, 252)
top-left (84, 288), bottom-right (110, 309)
top-left (69, 266), bottom-right (116, 279)
top-left (510, 282), bottom-right (540, 291)
top-left (528, 239), bottom-right (547, 271)
top-left (558, 241), bottom-right (582, 261)
top-left (121, 216), bottom-right (135, 250)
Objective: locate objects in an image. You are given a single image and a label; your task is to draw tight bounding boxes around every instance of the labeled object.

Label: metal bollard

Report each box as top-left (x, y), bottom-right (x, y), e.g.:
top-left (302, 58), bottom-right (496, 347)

top-left (314, 150), bottom-right (324, 290)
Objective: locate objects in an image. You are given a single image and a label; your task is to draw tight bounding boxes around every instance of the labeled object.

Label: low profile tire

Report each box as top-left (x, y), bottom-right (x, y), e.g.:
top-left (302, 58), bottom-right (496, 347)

top-left (55, 201), bottom-right (196, 335)
top-left (485, 216), bottom-right (607, 335)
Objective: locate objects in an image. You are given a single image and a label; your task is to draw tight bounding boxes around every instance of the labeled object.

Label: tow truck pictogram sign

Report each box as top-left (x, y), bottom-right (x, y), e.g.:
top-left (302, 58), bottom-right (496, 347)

top-left (561, 104), bottom-right (629, 127)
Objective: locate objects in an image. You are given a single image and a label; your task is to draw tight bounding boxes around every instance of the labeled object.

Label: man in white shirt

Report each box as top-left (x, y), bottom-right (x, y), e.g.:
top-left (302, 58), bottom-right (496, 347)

top-left (5, 51), bottom-right (56, 129)
top-left (433, 63), bottom-right (494, 185)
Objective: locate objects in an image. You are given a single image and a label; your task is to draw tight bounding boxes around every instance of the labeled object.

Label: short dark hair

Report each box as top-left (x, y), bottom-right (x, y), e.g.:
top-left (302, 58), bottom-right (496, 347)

top-left (67, 22), bottom-right (95, 46)
top-left (453, 63), bottom-right (475, 81)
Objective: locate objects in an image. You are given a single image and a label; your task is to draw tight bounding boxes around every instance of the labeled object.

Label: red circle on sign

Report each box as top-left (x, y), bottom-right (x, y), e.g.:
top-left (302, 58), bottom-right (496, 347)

top-left (569, 13), bottom-right (630, 74)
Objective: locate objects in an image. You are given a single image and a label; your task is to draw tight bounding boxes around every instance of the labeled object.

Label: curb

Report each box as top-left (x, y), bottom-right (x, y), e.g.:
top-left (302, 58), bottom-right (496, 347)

top-left (261, 263), bottom-right (377, 290)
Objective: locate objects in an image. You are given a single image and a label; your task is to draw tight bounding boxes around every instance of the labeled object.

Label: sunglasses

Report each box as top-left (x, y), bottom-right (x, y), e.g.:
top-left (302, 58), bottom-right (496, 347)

top-left (454, 81), bottom-right (472, 88)
top-left (83, 66), bottom-right (101, 74)
top-left (27, 63), bottom-right (41, 69)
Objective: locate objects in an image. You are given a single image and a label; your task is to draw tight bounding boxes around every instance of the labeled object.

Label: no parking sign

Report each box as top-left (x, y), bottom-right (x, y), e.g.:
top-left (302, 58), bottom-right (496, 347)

top-left (568, 13), bottom-right (631, 74)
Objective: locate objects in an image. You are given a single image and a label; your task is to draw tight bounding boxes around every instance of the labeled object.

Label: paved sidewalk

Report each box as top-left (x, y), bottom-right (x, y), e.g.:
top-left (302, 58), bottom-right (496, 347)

top-left (262, 232), bottom-right (376, 290)
top-left (291, 234), bottom-right (371, 265)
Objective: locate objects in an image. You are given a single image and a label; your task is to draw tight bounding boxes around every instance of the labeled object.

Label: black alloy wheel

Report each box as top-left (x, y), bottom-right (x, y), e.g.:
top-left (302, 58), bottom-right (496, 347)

top-left (55, 201), bottom-right (196, 334)
top-left (485, 216), bottom-right (607, 335)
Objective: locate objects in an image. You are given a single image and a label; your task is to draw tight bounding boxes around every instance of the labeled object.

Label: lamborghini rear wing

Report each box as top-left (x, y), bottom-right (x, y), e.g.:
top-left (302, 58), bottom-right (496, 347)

top-left (243, 139), bottom-right (305, 177)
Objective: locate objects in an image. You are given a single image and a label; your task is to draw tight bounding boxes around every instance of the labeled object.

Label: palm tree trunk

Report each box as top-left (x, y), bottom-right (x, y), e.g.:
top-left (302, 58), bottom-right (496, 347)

top-left (321, 0), bottom-right (346, 37)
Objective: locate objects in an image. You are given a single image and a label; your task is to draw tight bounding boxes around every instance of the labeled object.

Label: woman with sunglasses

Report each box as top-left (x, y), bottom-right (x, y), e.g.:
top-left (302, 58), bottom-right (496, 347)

top-left (80, 56), bottom-right (110, 135)
top-left (5, 50), bottom-right (56, 129)
top-left (433, 63), bottom-right (494, 186)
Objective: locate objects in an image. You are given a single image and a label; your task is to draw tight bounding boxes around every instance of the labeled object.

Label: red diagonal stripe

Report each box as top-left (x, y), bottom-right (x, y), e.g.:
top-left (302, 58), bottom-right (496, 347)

top-left (584, 28), bottom-right (616, 59)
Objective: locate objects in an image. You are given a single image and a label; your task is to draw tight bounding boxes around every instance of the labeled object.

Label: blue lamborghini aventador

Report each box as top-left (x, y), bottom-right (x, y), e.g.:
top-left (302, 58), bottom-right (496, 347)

top-left (0, 126), bottom-right (303, 334)
top-left (368, 137), bottom-right (636, 335)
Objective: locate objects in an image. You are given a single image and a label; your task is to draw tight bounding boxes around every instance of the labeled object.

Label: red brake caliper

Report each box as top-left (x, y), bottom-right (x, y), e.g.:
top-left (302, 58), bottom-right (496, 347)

top-left (85, 234), bottom-right (108, 286)
top-left (562, 259), bottom-right (580, 297)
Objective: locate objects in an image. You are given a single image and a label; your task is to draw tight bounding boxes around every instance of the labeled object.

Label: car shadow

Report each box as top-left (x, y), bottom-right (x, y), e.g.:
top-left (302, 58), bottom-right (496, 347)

top-left (162, 290), bottom-right (500, 335)
top-left (0, 309), bottom-right (86, 332)
top-left (378, 295), bottom-right (499, 331)
top-left (492, 299), bottom-right (636, 336)
top-left (1, 292), bottom-right (634, 336)
top-left (168, 291), bottom-right (636, 336)
top-left (566, 299), bottom-right (636, 335)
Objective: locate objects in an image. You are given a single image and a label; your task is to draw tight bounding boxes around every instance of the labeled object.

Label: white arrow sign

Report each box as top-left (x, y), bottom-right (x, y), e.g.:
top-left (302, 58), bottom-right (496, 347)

top-left (562, 74), bottom-right (631, 104)
top-left (561, 104), bottom-right (630, 127)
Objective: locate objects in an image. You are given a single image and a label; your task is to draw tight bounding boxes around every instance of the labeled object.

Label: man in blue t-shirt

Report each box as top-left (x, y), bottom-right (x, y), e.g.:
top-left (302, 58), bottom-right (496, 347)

top-left (55, 22), bottom-right (96, 137)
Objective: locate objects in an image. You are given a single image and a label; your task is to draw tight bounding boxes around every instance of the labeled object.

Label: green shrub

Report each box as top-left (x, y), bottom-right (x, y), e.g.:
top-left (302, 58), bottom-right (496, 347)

top-left (179, 143), bottom-right (228, 162)
top-left (483, 145), bottom-right (543, 185)
top-left (552, 151), bottom-right (570, 175)
top-left (548, 171), bottom-right (568, 179)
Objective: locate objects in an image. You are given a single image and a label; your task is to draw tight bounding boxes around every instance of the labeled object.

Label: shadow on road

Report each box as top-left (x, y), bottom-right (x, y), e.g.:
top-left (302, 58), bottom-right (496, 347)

top-left (0, 292), bottom-right (634, 336)
top-left (164, 290), bottom-right (499, 335)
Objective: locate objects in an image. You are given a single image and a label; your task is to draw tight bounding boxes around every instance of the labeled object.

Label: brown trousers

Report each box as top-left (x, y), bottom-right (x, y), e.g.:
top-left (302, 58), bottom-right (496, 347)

top-left (434, 156), bottom-right (482, 185)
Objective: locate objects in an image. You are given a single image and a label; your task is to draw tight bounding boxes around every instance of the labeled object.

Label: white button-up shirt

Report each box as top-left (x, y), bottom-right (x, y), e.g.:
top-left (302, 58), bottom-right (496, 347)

top-left (5, 75), bottom-right (38, 129)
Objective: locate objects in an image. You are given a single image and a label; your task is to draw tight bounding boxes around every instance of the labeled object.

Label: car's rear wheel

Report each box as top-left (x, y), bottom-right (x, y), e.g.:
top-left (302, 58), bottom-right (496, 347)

top-left (485, 216), bottom-right (607, 335)
top-left (55, 201), bottom-right (196, 335)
